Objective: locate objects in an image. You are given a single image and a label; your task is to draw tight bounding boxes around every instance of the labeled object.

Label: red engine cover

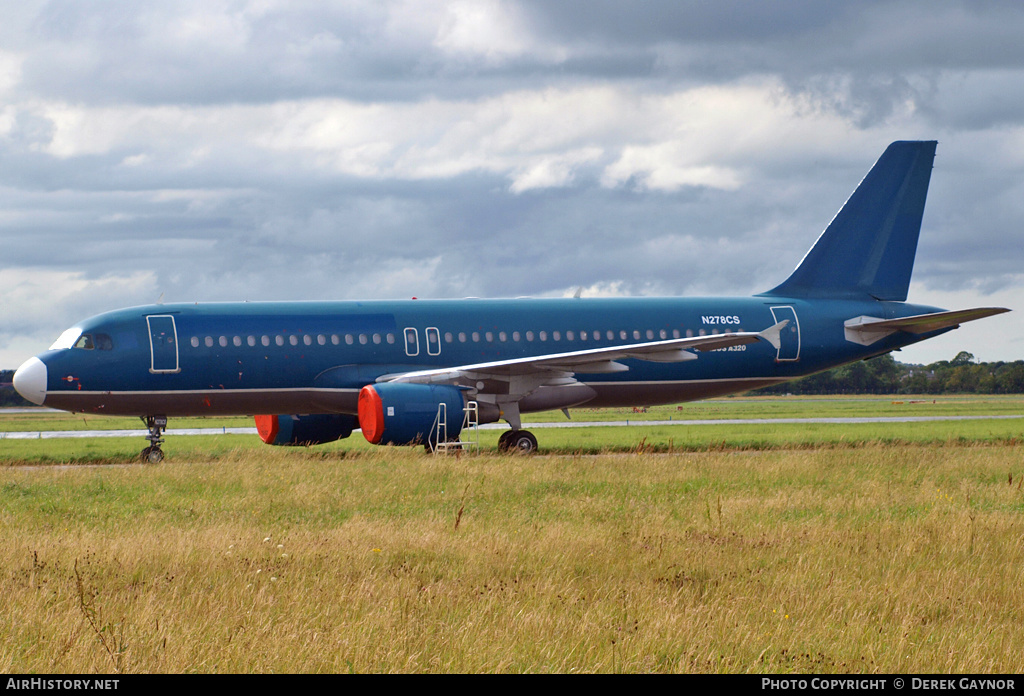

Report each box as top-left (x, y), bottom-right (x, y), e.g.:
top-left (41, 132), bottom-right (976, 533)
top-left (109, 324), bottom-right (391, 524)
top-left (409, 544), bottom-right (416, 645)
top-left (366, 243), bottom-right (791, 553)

top-left (254, 414), bottom-right (279, 444)
top-left (357, 385), bottom-right (385, 444)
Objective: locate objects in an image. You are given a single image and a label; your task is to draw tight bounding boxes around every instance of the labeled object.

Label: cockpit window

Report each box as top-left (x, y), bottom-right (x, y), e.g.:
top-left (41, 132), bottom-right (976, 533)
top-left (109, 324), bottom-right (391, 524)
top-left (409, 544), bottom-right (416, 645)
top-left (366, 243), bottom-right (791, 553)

top-left (49, 329), bottom-right (115, 351)
top-left (49, 328), bottom-right (83, 350)
top-left (73, 333), bottom-right (114, 350)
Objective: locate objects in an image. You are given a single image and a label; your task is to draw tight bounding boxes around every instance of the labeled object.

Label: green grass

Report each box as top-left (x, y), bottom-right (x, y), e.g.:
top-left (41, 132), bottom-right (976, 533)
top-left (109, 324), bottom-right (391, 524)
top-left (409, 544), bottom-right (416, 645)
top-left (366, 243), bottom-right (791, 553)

top-left (3, 395), bottom-right (1024, 465)
top-left (5, 395), bottom-right (1024, 433)
top-left (0, 411), bottom-right (256, 433)
top-left (536, 394), bottom-right (1024, 421)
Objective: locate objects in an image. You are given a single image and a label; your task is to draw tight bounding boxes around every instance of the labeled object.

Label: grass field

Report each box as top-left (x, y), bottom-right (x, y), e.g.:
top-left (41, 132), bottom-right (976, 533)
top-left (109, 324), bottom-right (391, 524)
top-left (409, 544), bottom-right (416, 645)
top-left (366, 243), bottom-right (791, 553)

top-left (2, 397), bottom-right (1023, 673)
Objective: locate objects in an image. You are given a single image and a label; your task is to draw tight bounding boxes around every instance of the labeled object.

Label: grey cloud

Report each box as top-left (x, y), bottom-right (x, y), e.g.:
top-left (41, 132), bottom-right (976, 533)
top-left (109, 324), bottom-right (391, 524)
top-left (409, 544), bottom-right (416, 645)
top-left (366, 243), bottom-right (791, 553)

top-left (520, 0), bottom-right (851, 45)
top-left (11, 0), bottom-right (1008, 107)
top-left (3, 1), bottom-right (1024, 366)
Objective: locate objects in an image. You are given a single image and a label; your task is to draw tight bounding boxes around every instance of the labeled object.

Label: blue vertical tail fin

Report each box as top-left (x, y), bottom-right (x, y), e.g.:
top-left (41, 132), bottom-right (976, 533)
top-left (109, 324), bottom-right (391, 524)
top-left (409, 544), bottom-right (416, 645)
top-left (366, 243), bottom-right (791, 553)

top-left (761, 140), bottom-right (937, 301)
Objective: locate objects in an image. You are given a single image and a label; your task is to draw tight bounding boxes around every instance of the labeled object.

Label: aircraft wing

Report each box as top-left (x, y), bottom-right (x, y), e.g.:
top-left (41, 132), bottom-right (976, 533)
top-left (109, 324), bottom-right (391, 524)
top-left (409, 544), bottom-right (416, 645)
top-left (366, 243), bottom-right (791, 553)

top-left (844, 307), bottom-right (1010, 346)
top-left (380, 320), bottom-right (788, 387)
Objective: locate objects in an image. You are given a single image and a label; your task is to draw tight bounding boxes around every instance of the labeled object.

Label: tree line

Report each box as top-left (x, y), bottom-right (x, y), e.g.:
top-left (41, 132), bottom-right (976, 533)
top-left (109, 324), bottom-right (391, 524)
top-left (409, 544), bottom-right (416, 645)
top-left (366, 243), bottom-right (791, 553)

top-left (754, 352), bottom-right (1024, 396)
top-left (0, 370), bottom-right (30, 406)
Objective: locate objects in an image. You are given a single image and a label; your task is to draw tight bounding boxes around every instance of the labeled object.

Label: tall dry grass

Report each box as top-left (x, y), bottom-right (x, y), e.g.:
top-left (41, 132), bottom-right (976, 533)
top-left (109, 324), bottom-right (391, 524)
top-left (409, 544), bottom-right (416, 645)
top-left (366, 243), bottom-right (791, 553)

top-left (1, 444), bottom-right (1022, 673)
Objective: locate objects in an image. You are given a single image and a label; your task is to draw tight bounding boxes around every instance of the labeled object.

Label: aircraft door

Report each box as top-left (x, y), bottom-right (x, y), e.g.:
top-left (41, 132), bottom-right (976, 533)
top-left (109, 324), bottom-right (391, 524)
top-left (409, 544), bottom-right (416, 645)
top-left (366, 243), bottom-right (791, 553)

top-left (404, 327), bottom-right (419, 356)
top-left (146, 315), bottom-right (181, 373)
top-left (769, 306), bottom-right (800, 361)
top-left (425, 327), bottom-right (441, 356)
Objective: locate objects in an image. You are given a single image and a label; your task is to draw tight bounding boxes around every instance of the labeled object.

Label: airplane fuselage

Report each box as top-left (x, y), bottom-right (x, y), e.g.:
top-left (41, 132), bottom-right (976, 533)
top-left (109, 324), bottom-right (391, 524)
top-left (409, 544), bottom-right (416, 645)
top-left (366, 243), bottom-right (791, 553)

top-left (29, 295), bottom-right (945, 418)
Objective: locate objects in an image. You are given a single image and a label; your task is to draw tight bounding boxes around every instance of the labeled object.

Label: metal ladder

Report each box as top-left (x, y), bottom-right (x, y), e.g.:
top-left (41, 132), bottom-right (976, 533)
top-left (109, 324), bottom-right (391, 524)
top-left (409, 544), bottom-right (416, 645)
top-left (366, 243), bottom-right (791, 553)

top-left (430, 400), bottom-right (479, 454)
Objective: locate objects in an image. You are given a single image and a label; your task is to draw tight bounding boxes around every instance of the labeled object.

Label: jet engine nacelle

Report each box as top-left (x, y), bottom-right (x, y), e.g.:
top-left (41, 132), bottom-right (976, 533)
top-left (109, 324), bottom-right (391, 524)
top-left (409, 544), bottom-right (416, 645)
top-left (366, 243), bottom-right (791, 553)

top-left (358, 382), bottom-right (466, 446)
top-left (255, 413), bottom-right (357, 446)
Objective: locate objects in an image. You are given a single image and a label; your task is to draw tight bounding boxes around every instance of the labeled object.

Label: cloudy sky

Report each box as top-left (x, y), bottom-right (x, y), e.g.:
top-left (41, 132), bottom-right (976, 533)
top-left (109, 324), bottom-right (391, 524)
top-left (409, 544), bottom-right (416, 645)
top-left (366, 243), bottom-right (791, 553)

top-left (2, 0), bottom-right (1023, 368)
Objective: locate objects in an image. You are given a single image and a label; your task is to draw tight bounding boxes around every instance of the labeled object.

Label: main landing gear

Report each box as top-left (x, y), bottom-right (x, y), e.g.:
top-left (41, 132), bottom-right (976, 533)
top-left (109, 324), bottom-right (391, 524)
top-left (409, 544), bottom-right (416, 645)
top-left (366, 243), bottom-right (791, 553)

top-left (497, 429), bottom-right (538, 454)
top-left (140, 415), bottom-right (167, 464)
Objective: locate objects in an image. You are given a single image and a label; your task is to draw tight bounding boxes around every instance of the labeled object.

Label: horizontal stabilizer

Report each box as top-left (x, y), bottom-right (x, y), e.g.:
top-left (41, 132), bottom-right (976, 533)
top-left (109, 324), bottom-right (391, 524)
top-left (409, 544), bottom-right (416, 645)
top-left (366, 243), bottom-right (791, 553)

top-left (844, 307), bottom-right (1010, 346)
top-left (757, 320), bottom-right (788, 352)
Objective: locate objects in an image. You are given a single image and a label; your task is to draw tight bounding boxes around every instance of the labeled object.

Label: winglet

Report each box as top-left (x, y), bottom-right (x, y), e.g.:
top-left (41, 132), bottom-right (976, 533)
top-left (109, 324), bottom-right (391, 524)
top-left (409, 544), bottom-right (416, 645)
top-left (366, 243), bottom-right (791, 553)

top-left (758, 320), bottom-right (788, 351)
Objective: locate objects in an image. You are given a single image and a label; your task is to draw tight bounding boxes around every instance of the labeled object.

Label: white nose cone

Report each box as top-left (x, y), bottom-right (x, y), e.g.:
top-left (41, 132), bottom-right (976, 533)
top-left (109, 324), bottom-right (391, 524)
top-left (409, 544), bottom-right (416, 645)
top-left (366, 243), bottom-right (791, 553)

top-left (13, 357), bottom-right (47, 406)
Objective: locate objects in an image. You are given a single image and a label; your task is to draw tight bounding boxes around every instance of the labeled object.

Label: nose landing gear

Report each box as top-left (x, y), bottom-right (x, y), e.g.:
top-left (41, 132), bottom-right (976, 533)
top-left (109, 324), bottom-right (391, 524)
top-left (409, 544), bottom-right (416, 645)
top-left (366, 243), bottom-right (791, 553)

top-left (140, 415), bottom-right (167, 464)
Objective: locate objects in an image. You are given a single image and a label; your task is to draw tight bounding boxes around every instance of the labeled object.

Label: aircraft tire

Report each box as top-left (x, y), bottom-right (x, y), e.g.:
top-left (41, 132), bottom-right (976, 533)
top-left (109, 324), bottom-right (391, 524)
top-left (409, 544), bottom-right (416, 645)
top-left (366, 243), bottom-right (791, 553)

top-left (500, 430), bottom-right (537, 454)
top-left (141, 446), bottom-right (164, 464)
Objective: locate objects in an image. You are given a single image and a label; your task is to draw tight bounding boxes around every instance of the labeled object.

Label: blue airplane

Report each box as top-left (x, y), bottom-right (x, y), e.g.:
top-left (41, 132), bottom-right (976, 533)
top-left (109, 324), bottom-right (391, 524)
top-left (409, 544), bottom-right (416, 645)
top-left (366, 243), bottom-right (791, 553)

top-left (12, 141), bottom-right (1009, 462)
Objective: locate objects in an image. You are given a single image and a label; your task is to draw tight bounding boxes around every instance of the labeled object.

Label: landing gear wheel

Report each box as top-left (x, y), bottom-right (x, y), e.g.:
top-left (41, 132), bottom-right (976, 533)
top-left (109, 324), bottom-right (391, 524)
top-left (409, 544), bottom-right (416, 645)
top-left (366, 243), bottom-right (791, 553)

top-left (140, 415), bottom-right (168, 464)
top-left (498, 429), bottom-right (538, 454)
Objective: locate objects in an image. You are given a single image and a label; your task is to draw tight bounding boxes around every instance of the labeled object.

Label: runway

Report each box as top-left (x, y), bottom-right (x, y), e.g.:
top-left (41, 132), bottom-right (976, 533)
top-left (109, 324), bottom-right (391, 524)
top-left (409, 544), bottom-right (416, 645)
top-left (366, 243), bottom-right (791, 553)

top-left (3, 414), bottom-right (1022, 440)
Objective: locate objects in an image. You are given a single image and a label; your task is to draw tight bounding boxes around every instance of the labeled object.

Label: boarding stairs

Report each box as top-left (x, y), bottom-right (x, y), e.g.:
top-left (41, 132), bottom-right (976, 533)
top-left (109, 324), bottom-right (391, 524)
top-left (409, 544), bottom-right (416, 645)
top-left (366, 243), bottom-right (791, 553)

top-left (430, 400), bottom-right (479, 455)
